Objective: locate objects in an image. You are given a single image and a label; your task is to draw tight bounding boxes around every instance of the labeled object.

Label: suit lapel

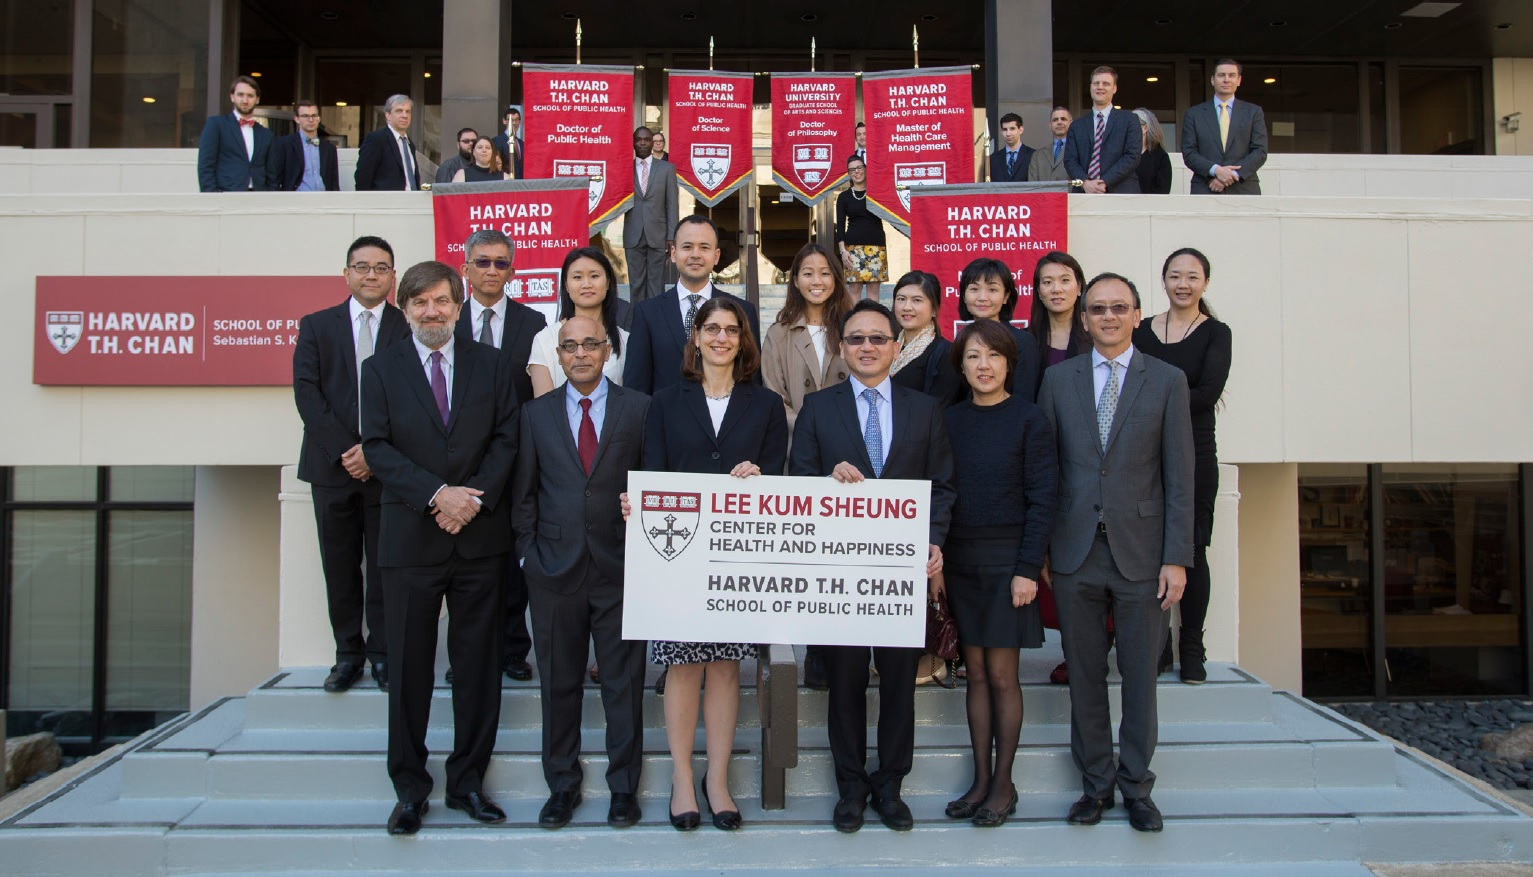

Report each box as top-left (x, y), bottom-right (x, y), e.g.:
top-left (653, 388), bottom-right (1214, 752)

top-left (588, 383), bottom-right (626, 476)
top-left (1102, 350), bottom-right (1147, 457)
top-left (334, 301), bottom-right (358, 387)
top-left (715, 382), bottom-right (749, 443)
top-left (681, 381), bottom-right (717, 442)
top-left (445, 338), bottom-right (475, 434)
top-left (835, 383), bottom-right (875, 474)
top-left (663, 288), bottom-right (688, 350)
top-left (884, 385), bottom-right (911, 475)
top-left (1073, 355), bottom-right (1099, 453)
top-left (396, 342), bottom-right (447, 436)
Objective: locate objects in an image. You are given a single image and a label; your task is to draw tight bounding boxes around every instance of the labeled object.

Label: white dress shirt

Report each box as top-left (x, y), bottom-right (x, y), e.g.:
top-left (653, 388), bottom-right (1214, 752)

top-left (849, 375), bottom-right (893, 471)
top-left (676, 281), bottom-right (715, 327)
top-left (413, 335), bottom-right (454, 400)
top-left (235, 111), bottom-right (254, 159)
top-left (564, 376), bottom-right (610, 445)
top-left (1091, 345), bottom-right (1134, 407)
top-left (348, 297), bottom-right (387, 350)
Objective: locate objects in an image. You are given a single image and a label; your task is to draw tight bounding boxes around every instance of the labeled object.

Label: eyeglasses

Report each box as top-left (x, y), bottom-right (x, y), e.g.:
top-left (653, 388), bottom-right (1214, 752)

top-left (1086, 303), bottom-right (1134, 316)
top-left (471, 258), bottom-right (511, 270)
top-left (297, 113), bottom-right (321, 120)
top-left (844, 334), bottom-right (895, 347)
top-left (349, 263), bottom-right (393, 275)
top-left (697, 323), bottom-right (741, 338)
top-left (459, 137), bottom-right (477, 144)
top-left (557, 338), bottom-right (609, 353)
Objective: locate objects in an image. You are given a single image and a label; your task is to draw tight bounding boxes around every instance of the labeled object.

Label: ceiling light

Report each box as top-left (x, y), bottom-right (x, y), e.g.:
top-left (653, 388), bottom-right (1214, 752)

top-left (319, 11), bottom-right (338, 21)
top-left (561, 12), bottom-right (576, 19)
top-left (335, 101), bottom-right (348, 107)
top-left (1264, 77), bottom-right (1277, 84)
top-left (1497, 22), bottom-right (1512, 29)
top-left (1384, 21), bottom-right (1403, 29)
top-left (680, 12), bottom-right (696, 20)
top-left (801, 13), bottom-right (817, 22)
top-left (1269, 20), bottom-right (1288, 26)
top-left (423, 72), bottom-right (431, 78)
top-left (1155, 18), bottom-right (1172, 25)
top-left (1146, 76), bottom-right (1159, 82)
top-left (921, 14), bottom-right (937, 21)
top-left (250, 71), bottom-right (262, 78)
top-left (142, 96), bottom-right (156, 103)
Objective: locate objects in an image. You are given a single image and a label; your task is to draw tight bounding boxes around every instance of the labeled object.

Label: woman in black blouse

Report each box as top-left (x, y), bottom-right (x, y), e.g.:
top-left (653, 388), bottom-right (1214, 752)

top-left (889, 271), bottom-right (962, 408)
top-left (1132, 109), bottom-right (1172, 195)
top-left (1132, 247), bottom-right (1232, 684)
top-left (835, 155), bottom-right (887, 301)
top-left (1025, 250), bottom-right (1090, 383)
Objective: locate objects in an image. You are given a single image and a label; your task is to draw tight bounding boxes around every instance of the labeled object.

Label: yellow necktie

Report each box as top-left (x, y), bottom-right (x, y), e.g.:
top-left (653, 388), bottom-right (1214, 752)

top-left (1218, 102), bottom-right (1230, 150)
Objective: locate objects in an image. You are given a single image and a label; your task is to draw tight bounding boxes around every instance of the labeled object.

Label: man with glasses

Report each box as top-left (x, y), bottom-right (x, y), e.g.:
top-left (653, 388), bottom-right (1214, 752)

top-left (492, 106), bottom-right (524, 180)
top-left (435, 128), bottom-right (479, 185)
top-left (789, 299), bottom-right (955, 833)
top-left (1036, 273), bottom-right (1194, 833)
top-left (513, 316), bottom-right (650, 830)
top-left (293, 236), bottom-right (411, 694)
top-left (270, 100), bottom-right (339, 192)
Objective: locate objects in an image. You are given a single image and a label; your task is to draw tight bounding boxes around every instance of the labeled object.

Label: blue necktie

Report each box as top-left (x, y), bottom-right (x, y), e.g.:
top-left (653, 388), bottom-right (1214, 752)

top-left (1054, 139), bottom-right (1063, 162)
top-left (862, 387), bottom-right (883, 478)
top-left (1006, 150), bottom-right (1016, 175)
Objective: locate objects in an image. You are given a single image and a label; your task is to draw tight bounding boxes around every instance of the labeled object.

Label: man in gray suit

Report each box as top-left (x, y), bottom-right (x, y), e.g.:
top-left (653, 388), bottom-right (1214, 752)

top-left (512, 315), bottom-right (650, 831)
top-left (1026, 106), bottom-right (1073, 183)
top-left (1181, 59), bottom-right (1268, 195)
top-left (622, 127), bottom-right (679, 303)
top-left (1036, 273), bottom-right (1194, 833)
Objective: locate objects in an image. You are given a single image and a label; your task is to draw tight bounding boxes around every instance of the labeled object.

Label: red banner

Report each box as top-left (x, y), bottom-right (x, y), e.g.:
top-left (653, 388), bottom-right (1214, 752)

top-left (862, 67), bottom-right (975, 236)
top-left (667, 70), bottom-right (754, 207)
top-left (522, 64), bottom-right (634, 231)
top-left (431, 178), bottom-right (591, 323)
top-left (770, 73), bottom-right (857, 205)
top-left (34, 276), bottom-right (341, 385)
top-left (908, 186), bottom-right (1069, 337)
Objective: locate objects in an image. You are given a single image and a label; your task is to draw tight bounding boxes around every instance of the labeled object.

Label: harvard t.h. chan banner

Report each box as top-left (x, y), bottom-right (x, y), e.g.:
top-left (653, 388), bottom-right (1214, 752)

top-left (862, 66), bottom-right (975, 236)
top-left (521, 64), bottom-right (634, 231)
top-left (667, 70), bottom-right (754, 207)
top-left (770, 72), bottom-right (857, 205)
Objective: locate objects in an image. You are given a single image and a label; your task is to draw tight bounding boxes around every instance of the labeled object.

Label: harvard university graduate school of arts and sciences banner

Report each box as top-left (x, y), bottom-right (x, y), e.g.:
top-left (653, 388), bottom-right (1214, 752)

top-left (622, 472), bottom-right (931, 648)
top-left (521, 64), bottom-right (634, 231)
top-left (431, 178), bottom-right (590, 324)
top-left (770, 72), bottom-right (857, 205)
top-left (909, 185), bottom-right (1070, 337)
top-left (668, 70), bottom-right (754, 207)
top-left (862, 66), bottom-right (974, 235)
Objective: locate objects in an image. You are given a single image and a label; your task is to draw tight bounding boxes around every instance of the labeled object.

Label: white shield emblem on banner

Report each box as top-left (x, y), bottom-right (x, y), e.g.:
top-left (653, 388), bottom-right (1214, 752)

top-left (793, 143), bottom-right (833, 190)
top-left (554, 159), bottom-right (605, 213)
top-left (45, 311), bottom-right (84, 354)
top-left (691, 144), bottom-right (732, 192)
top-left (894, 162), bottom-right (947, 211)
top-left (640, 490), bottom-right (701, 561)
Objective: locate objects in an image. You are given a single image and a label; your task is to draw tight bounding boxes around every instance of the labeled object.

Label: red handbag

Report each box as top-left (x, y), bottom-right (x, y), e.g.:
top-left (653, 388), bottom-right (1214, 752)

top-left (925, 593), bottom-right (959, 661)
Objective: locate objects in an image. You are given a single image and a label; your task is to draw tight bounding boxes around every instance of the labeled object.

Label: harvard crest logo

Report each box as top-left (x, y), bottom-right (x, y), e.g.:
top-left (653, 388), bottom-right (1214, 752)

top-left (894, 161), bottom-right (947, 210)
top-left (792, 143), bottom-right (833, 191)
top-left (46, 311), bottom-right (84, 354)
top-left (640, 491), bottom-right (700, 561)
top-left (553, 159), bottom-right (605, 213)
top-left (690, 144), bottom-right (732, 192)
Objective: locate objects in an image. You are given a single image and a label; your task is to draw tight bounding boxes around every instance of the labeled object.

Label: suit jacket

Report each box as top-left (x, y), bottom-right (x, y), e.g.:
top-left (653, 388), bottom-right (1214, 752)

top-left (622, 158), bottom-right (678, 249)
top-left (622, 286), bottom-right (761, 395)
top-left (788, 381), bottom-right (956, 547)
top-left (1181, 98), bottom-right (1268, 195)
top-left (989, 144), bottom-right (1035, 183)
top-left (454, 298), bottom-right (547, 408)
top-left (1063, 109), bottom-right (1141, 193)
top-left (644, 381), bottom-right (788, 476)
top-left (360, 337), bottom-right (520, 566)
top-left (1027, 139), bottom-right (1070, 182)
top-left (196, 114), bottom-right (273, 192)
top-left (1036, 348), bottom-right (1194, 582)
top-left (512, 381), bottom-right (650, 593)
top-left (268, 132), bottom-right (339, 192)
top-left (491, 133), bottom-right (524, 179)
top-left (354, 127), bottom-right (420, 191)
top-left (293, 299), bottom-right (411, 487)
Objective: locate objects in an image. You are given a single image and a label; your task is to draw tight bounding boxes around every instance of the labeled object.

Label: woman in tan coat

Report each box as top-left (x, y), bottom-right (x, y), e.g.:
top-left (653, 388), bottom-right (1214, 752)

top-left (762, 242), bottom-right (853, 431)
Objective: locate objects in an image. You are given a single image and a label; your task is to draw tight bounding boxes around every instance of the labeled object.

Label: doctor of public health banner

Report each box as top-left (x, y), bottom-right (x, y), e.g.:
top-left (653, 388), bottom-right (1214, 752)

top-left (521, 63), bottom-right (634, 231)
top-left (622, 472), bottom-right (931, 648)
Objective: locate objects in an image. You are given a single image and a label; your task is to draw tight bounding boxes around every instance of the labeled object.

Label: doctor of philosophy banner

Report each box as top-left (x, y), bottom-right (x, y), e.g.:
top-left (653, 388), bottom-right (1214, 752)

top-left (770, 72), bottom-right (857, 205)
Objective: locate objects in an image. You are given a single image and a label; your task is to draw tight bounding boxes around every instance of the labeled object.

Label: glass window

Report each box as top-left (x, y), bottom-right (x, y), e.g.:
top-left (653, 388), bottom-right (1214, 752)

top-left (12, 466), bottom-right (97, 502)
top-left (0, 0), bottom-right (73, 95)
top-left (1399, 66), bottom-right (1485, 155)
top-left (90, 0), bottom-right (209, 147)
top-left (104, 509), bottom-right (193, 737)
top-left (6, 510), bottom-right (97, 739)
top-left (1241, 63), bottom-right (1362, 154)
top-left (110, 466), bottom-right (194, 503)
top-left (313, 58), bottom-right (412, 150)
top-left (1299, 465), bottom-right (1373, 699)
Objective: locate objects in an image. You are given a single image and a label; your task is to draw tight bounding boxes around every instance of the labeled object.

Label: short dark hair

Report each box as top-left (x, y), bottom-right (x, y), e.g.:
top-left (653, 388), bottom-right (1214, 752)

top-left (229, 75), bottom-right (260, 97)
top-left (1084, 272), bottom-right (1141, 309)
top-left (346, 235), bottom-right (394, 265)
top-left (507, 106), bottom-right (522, 117)
top-left (840, 298), bottom-right (899, 339)
top-left (634, 126), bottom-right (653, 137)
top-left (295, 99), bottom-right (319, 113)
top-left (855, 121), bottom-right (865, 130)
top-left (1214, 58), bottom-right (1243, 75)
top-left (682, 297), bottom-right (760, 384)
top-left (951, 318), bottom-right (1020, 393)
top-left (1090, 65), bottom-right (1118, 84)
top-left (674, 213), bottom-right (720, 243)
top-left (1052, 105), bottom-right (1071, 116)
top-left (397, 261), bottom-right (462, 307)
top-left (846, 154), bottom-right (865, 169)
top-left (956, 257), bottom-right (1019, 322)
top-left (558, 246), bottom-right (624, 357)
top-left (999, 112), bottom-right (1023, 128)
top-left (892, 270), bottom-right (942, 334)
top-left (456, 126), bottom-right (477, 140)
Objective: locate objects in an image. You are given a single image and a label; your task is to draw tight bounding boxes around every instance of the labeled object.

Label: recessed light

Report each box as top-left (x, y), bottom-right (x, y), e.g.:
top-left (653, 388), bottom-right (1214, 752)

top-left (801, 13), bottom-right (817, 22)
top-left (423, 72), bottom-right (431, 78)
top-left (921, 14), bottom-right (937, 21)
top-left (1384, 21), bottom-right (1403, 29)
top-left (1264, 77), bottom-right (1277, 84)
top-left (1113, 104), bottom-right (1121, 109)
top-left (1155, 18), bottom-right (1172, 25)
top-left (335, 101), bottom-right (348, 107)
top-left (680, 12), bottom-right (696, 20)
top-left (319, 11), bottom-right (338, 20)
top-left (1269, 20), bottom-right (1288, 26)
top-left (1497, 22), bottom-right (1512, 29)
top-left (561, 12), bottom-right (576, 19)
top-left (142, 96), bottom-right (156, 103)
top-left (1146, 76), bottom-right (1159, 83)
top-left (249, 71), bottom-right (262, 78)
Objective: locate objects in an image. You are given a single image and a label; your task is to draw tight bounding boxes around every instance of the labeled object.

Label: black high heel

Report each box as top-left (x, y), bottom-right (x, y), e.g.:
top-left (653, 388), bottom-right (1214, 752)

top-left (700, 781), bottom-right (741, 831)
top-left (668, 785), bottom-right (700, 831)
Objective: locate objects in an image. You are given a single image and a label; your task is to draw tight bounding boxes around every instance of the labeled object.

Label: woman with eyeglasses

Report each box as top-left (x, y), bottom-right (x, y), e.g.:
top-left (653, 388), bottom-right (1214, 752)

top-left (889, 271), bottom-right (963, 410)
top-left (835, 155), bottom-right (887, 301)
top-left (1132, 247), bottom-right (1231, 684)
top-left (621, 296), bottom-right (787, 831)
top-left (451, 136), bottom-right (511, 183)
top-left (527, 247), bottom-right (628, 396)
top-left (956, 257), bottom-right (1041, 402)
top-left (650, 131), bottom-right (669, 163)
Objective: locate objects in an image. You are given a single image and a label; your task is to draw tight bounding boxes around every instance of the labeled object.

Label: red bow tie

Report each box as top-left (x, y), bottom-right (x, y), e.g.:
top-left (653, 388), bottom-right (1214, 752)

top-left (238, 118), bottom-right (256, 128)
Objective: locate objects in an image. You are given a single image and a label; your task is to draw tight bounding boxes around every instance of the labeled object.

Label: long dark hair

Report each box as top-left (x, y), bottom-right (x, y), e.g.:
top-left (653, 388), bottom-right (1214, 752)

top-left (775, 242), bottom-right (851, 349)
top-left (955, 257), bottom-right (1018, 322)
top-left (892, 270), bottom-right (942, 338)
top-left (1161, 247), bottom-right (1217, 319)
top-left (1028, 250), bottom-right (1090, 354)
top-left (558, 246), bottom-right (623, 357)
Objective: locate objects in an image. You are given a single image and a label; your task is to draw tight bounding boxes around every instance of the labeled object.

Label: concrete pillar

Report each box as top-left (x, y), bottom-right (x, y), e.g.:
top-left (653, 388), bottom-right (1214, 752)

top-left (984, 0), bottom-right (1053, 169)
top-left (189, 466), bottom-right (281, 708)
top-left (1204, 464), bottom-right (1241, 664)
top-left (442, 0), bottom-right (514, 156)
top-left (1235, 463), bottom-right (1303, 693)
top-left (277, 467), bottom-right (334, 668)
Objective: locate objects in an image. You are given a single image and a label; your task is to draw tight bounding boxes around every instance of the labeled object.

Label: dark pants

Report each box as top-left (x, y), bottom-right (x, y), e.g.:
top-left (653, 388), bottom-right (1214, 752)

top-left (311, 479), bottom-right (385, 664)
top-left (1055, 532), bottom-right (1165, 800)
top-left (384, 552), bottom-right (503, 804)
top-left (823, 644), bottom-right (922, 802)
top-left (624, 244), bottom-right (669, 303)
top-left (528, 568), bottom-right (645, 795)
top-left (502, 553), bottom-right (532, 662)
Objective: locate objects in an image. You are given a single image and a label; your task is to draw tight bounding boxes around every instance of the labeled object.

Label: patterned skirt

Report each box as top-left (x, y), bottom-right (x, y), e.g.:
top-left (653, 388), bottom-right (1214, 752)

top-left (844, 244), bottom-right (888, 283)
top-left (652, 640), bottom-right (755, 666)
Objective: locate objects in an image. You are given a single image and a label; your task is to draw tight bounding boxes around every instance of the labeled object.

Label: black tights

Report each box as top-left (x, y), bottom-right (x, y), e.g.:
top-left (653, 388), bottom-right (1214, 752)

top-left (1175, 544), bottom-right (1210, 658)
top-left (958, 645), bottom-right (1022, 811)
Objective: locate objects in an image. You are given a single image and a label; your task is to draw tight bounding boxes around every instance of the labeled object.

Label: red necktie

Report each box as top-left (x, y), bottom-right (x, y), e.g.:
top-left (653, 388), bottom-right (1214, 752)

top-left (239, 118), bottom-right (256, 128)
top-left (577, 398), bottom-right (597, 474)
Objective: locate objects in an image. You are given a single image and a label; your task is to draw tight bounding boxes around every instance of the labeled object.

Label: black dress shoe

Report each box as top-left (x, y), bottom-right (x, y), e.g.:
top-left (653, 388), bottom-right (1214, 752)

top-left (503, 657), bottom-right (533, 681)
top-left (537, 791), bottom-right (581, 829)
top-left (1066, 793), bottom-right (1115, 825)
top-left (1179, 657), bottom-right (1207, 684)
top-left (607, 792), bottom-right (642, 828)
top-left (1125, 796), bottom-right (1164, 832)
top-left (803, 647), bottom-right (829, 690)
top-left (371, 661), bottom-right (389, 692)
top-left (668, 785), bottom-right (700, 831)
top-left (386, 800), bottom-right (428, 835)
top-left (700, 782), bottom-right (741, 831)
top-left (444, 666), bottom-right (454, 685)
top-left (832, 796), bottom-right (866, 833)
top-left (445, 790), bottom-right (506, 823)
top-left (972, 787), bottom-right (1018, 828)
top-left (871, 795), bottom-right (914, 831)
top-left (654, 666), bottom-right (668, 696)
top-left (323, 661), bottom-right (363, 693)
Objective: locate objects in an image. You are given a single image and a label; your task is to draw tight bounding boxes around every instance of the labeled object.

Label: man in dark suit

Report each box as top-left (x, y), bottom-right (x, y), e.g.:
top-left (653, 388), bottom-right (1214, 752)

top-left (196, 75), bottom-right (273, 192)
top-left (1064, 67), bottom-right (1141, 194)
top-left (492, 106), bottom-right (524, 180)
top-left (1181, 58), bottom-right (1268, 195)
top-left (294, 236), bottom-right (411, 694)
top-left (513, 315), bottom-right (650, 831)
top-left (789, 299), bottom-right (956, 834)
top-left (623, 126), bottom-right (678, 304)
top-left (852, 121), bottom-right (866, 162)
top-left (1036, 273), bottom-right (1194, 833)
top-left (269, 100), bottom-right (339, 192)
top-left (361, 260), bottom-right (520, 835)
top-left (623, 215), bottom-right (759, 395)
top-left (355, 95), bottom-right (420, 191)
top-left (453, 228), bottom-right (547, 682)
top-left (989, 113), bottom-right (1034, 183)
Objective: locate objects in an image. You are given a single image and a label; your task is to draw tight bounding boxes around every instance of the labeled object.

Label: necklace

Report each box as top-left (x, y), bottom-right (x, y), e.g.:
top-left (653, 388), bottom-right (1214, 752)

top-left (851, 188), bottom-right (866, 200)
top-left (704, 382), bottom-right (735, 401)
top-left (1164, 313), bottom-right (1202, 342)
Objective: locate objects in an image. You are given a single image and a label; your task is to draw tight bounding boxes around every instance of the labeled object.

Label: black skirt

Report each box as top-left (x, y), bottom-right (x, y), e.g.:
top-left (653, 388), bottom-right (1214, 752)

top-left (945, 526), bottom-right (1044, 649)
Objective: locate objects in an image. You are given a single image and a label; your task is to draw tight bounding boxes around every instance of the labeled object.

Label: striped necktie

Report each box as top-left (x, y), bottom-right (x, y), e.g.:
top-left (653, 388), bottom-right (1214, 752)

top-left (1088, 112), bottom-right (1104, 180)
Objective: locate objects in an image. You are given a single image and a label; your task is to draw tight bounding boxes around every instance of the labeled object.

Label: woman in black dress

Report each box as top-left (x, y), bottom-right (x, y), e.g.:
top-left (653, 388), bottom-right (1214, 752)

top-left (450, 136), bottom-right (510, 183)
top-left (633, 296), bottom-right (788, 831)
top-left (1132, 109), bottom-right (1172, 194)
top-left (955, 257), bottom-right (1040, 401)
top-left (1133, 247), bottom-right (1232, 683)
top-left (835, 155), bottom-right (887, 300)
top-left (889, 271), bottom-right (962, 408)
top-left (937, 319), bottom-right (1056, 828)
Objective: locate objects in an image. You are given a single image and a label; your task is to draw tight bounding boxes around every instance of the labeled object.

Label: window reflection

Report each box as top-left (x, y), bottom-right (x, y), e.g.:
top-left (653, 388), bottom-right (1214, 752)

top-left (1299, 465), bottom-right (1374, 699)
top-left (90, 0), bottom-right (209, 147)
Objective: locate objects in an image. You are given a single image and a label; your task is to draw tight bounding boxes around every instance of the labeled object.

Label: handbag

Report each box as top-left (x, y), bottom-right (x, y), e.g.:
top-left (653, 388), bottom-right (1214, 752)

top-left (925, 592), bottom-right (959, 662)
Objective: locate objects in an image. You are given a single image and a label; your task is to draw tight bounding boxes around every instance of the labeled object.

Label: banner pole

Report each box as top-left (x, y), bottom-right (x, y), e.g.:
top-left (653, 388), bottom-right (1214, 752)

top-left (913, 26), bottom-right (920, 69)
top-left (575, 20), bottom-right (582, 65)
top-left (811, 37), bottom-right (816, 73)
top-left (709, 36), bottom-right (715, 71)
